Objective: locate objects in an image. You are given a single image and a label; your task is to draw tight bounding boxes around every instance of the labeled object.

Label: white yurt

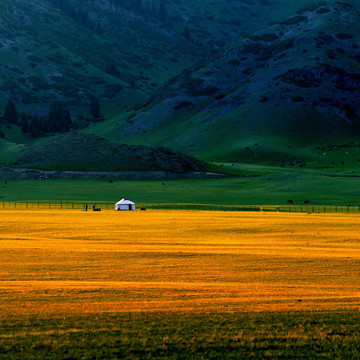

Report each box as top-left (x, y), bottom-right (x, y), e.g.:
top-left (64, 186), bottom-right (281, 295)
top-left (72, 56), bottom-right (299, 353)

top-left (115, 198), bottom-right (136, 211)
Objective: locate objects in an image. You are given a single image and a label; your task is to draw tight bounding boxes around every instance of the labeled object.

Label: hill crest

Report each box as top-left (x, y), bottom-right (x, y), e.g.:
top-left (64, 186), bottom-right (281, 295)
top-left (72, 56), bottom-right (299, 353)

top-left (102, 0), bottom-right (360, 161)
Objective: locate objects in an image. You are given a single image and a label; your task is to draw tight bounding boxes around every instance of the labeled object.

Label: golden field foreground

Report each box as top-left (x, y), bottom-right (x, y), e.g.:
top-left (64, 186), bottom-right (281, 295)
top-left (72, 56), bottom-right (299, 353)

top-left (1, 209), bottom-right (359, 314)
top-left (0, 209), bottom-right (360, 359)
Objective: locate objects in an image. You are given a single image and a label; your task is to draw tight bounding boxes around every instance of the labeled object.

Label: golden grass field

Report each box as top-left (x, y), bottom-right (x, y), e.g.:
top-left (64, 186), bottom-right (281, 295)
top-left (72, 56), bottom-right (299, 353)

top-left (0, 209), bottom-right (359, 316)
top-left (1, 209), bottom-right (360, 359)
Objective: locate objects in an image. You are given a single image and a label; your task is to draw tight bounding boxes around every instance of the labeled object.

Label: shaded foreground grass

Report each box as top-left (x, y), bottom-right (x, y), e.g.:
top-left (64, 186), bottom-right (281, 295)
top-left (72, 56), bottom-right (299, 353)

top-left (1, 311), bottom-right (359, 359)
top-left (0, 210), bottom-right (359, 358)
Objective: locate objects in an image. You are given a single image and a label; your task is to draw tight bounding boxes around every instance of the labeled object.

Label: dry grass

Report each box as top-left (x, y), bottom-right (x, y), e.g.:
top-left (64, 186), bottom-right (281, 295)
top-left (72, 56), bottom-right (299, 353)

top-left (1, 209), bottom-right (360, 359)
top-left (0, 209), bottom-right (359, 316)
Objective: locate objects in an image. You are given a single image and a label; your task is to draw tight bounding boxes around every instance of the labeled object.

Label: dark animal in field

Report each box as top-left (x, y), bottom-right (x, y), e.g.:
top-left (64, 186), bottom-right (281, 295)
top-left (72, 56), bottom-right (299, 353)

top-left (287, 200), bottom-right (294, 204)
top-left (304, 200), bottom-right (310, 204)
top-left (140, 207), bottom-right (147, 211)
top-left (92, 205), bottom-right (101, 211)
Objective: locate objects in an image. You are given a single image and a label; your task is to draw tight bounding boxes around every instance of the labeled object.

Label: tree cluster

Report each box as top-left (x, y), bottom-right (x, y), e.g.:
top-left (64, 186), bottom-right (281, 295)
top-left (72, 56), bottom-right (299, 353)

top-left (1, 99), bottom-right (72, 138)
top-left (46, 101), bottom-right (72, 132)
top-left (1, 96), bottom-right (105, 139)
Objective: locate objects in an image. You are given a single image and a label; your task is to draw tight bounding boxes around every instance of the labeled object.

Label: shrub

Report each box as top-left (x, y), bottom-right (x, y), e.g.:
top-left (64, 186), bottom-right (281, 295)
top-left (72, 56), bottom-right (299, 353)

top-left (228, 59), bottom-right (241, 66)
top-left (174, 100), bottom-right (192, 110)
top-left (335, 33), bottom-right (354, 40)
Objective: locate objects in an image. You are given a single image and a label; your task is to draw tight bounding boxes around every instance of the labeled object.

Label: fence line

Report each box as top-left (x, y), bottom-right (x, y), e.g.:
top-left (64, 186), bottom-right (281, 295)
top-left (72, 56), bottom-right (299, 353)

top-left (0, 201), bottom-right (360, 213)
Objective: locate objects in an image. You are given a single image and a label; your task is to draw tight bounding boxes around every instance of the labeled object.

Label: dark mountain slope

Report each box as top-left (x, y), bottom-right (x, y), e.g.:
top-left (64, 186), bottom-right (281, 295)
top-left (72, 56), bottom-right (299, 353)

top-left (99, 0), bottom-right (360, 162)
top-left (0, 0), bottom-right (308, 113)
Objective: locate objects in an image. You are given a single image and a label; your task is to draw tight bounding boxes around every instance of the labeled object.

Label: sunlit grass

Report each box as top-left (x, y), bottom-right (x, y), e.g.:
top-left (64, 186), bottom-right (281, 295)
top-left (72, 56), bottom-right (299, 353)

top-left (0, 209), bottom-right (359, 358)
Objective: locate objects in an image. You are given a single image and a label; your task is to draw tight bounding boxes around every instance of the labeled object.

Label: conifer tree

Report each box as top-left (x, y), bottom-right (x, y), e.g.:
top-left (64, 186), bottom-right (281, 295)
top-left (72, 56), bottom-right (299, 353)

top-left (4, 99), bottom-right (18, 124)
top-left (48, 101), bottom-right (64, 132)
top-left (64, 110), bottom-right (72, 132)
top-left (90, 98), bottom-right (100, 119)
top-left (48, 101), bottom-right (71, 132)
top-left (30, 116), bottom-right (41, 137)
top-left (182, 27), bottom-right (192, 42)
top-left (132, 0), bottom-right (143, 12)
top-left (20, 112), bottom-right (29, 133)
top-left (159, 0), bottom-right (168, 23)
top-left (106, 60), bottom-right (118, 76)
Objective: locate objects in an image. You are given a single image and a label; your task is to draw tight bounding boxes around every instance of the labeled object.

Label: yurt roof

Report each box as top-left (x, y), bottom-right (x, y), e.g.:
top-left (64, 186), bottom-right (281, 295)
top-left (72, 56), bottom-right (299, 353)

top-left (116, 198), bottom-right (135, 205)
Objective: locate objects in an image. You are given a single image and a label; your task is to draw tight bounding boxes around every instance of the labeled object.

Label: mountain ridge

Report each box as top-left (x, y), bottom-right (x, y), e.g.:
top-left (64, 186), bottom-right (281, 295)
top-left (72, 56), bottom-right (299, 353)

top-left (0, 0), bottom-right (309, 112)
top-left (2, 0), bottom-right (360, 171)
top-left (94, 0), bottom-right (360, 163)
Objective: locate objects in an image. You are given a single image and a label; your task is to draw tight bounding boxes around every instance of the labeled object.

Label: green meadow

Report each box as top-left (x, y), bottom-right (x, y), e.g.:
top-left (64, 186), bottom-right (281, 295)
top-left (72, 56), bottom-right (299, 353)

top-left (1, 165), bottom-right (360, 206)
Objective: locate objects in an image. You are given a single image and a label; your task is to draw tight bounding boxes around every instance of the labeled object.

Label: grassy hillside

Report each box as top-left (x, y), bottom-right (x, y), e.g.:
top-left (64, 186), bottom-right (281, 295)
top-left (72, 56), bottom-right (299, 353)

top-left (13, 132), bottom-right (205, 172)
top-left (2, 0), bottom-right (359, 175)
top-left (88, 0), bottom-right (360, 166)
top-left (0, 0), bottom-right (309, 112)
top-left (0, 0), bottom-right (317, 170)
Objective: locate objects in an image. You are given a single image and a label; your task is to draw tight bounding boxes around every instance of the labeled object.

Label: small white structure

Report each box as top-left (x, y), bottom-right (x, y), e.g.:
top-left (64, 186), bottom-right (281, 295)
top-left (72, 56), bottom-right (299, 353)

top-left (115, 198), bottom-right (136, 211)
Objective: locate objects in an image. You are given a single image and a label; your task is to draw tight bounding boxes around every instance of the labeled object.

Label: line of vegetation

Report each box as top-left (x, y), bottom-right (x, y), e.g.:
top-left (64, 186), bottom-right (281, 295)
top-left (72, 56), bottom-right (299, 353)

top-left (1, 201), bottom-right (360, 213)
